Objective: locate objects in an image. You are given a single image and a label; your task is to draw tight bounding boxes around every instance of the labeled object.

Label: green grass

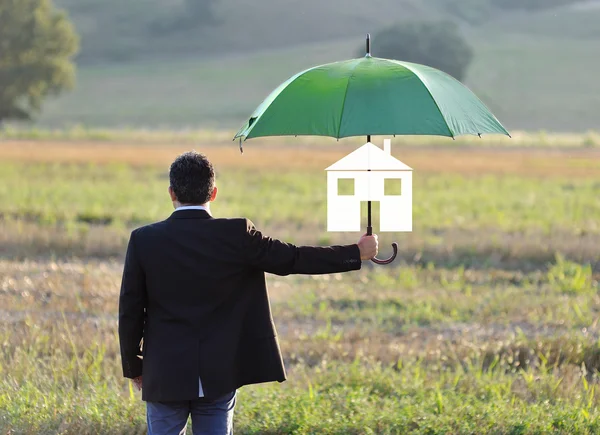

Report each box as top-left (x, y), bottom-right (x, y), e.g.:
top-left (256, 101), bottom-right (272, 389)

top-left (1, 146), bottom-right (599, 269)
top-left (1, 161), bottom-right (598, 236)
top-left (280, 263), bottom-right (599, 332)
top-left (5, 358), bottom-right (600, 434)
top-left (1, 141), bottom-right (600, 433)
top-left (1, 259), bottom-right (599, 434)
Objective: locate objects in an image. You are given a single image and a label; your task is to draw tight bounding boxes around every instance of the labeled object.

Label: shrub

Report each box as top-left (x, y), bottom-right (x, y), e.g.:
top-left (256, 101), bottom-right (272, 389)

top-left (361, 20), bottom-right (474, 81)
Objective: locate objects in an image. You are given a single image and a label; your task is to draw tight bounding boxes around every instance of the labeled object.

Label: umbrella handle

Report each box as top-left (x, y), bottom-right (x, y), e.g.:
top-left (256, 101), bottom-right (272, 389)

top-left (367, 225), bottom-right (398, 265)
top-left (371, 242), bottom-right (398, 265)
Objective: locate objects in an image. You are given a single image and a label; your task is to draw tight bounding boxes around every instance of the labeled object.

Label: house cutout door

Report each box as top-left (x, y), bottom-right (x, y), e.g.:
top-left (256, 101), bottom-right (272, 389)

top-left (360, 201), bottom-right (380, 232)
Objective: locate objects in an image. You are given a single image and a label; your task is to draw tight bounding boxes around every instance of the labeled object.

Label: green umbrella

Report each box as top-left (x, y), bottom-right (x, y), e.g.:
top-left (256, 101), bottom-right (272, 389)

top-left (234, 35), bottom-right (510, 264)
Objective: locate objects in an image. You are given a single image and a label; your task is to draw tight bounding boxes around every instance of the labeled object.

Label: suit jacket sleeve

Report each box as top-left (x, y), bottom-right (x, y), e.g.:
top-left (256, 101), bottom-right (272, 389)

top-left (241, 218), bottom-right (362, 276)
top-left (118, 230), bottom-right (146, 379)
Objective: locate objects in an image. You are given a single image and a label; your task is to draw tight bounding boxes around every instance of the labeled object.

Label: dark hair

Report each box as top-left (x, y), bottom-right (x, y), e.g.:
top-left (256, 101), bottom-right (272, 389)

top-left (169, 151), bottom-right (215, 204)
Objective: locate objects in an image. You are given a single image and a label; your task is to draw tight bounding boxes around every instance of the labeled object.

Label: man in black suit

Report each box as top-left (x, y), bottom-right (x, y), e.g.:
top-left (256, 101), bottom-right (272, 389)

top-left (118, 151), bottom-right (378, 434)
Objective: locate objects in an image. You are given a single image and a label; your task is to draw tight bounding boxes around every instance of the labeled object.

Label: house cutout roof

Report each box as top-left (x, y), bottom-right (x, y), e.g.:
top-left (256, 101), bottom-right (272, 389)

top-left (325, 142), bottom-right (413, 171)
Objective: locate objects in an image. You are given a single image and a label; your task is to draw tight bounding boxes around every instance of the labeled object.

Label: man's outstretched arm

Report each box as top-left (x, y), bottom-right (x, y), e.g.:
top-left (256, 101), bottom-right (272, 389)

top-left (241, 218), bottom-right (378, 276)
top-left (118, 230), bottom-right (146, 379)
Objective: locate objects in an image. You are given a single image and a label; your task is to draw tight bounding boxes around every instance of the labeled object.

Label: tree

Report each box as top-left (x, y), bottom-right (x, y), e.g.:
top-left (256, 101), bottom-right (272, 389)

top-left (0, 0), bottom-right (79, 123)
top-left (437, 0), bottom-right (495, 24)
top-left (361, 21), bottom-right (474, 81)
top-left (185, 0), bottom-right (219, 25)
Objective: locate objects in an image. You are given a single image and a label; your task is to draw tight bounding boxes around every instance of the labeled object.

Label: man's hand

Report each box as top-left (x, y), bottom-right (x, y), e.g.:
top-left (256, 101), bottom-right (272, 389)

top-left (357, 234), bottom-right (378, 260)
top-left (132, 376), bottom-right (142, 391)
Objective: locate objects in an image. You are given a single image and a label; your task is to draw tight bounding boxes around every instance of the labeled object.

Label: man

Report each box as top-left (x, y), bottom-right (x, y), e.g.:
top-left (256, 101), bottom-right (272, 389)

top-left (118, 151), bottom-right (378, 434)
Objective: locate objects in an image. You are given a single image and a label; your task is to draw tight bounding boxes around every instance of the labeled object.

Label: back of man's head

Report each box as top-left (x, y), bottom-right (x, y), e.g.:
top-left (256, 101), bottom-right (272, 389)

top-left (169, 151), bottom-right (215, 205)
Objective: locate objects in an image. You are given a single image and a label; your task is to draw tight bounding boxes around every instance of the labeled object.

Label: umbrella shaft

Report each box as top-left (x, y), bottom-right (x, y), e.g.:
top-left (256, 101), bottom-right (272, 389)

top-left (367, 201), bottom-right (372, 236)
top-left (366, 134), bottom-right (372, 235)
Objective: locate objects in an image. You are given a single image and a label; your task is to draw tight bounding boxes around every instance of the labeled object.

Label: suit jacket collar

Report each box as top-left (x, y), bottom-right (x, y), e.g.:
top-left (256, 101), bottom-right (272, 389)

top-left (168, 209), bottom-right (213, 220)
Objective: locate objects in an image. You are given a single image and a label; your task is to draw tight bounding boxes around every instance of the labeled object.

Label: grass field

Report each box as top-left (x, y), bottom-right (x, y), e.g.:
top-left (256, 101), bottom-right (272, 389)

top-left (1, 134), bottom-right (599, 434)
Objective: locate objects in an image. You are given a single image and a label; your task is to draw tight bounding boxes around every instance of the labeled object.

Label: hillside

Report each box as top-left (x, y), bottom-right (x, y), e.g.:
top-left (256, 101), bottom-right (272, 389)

top-left (53, 0), bottom-right (597, 63)
top-left (31, 0), bottom-right (600, 132)
top-left (54, 0), bottom-right (439, 63)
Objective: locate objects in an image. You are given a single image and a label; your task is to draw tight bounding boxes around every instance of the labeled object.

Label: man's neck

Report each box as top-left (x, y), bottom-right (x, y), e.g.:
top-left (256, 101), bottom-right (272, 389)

top-left (175, 202), bottom-right (208, 209)
top-left (174, 203), bottom-right (211, 214)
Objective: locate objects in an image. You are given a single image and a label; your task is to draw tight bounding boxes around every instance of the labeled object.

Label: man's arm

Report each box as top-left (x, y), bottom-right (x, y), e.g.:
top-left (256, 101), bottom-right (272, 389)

top-left (241, 219), bottom-right (378, 276)
top-left (118, 230), bottom-right (146, 379)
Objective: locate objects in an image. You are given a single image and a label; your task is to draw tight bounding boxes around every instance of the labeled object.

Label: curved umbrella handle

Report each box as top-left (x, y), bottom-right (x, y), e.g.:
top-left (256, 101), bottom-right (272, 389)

top-left (371, 242), bottom-right (398, 265)
top-left (366, 224), bottom-right (398, 265)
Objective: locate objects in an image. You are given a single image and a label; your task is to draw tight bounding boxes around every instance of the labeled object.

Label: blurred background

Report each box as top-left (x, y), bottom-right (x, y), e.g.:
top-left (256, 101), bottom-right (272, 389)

top-left (1, 1), bottom-right (600, 434)
top-left (1, 0), bottom-right (599, 133)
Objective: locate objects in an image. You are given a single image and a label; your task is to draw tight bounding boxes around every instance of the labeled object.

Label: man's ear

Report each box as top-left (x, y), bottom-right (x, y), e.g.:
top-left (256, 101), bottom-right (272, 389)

top-left (210, 186), bottom-right (218, 202)
top-left (168, 186), bottom-right (177, 202)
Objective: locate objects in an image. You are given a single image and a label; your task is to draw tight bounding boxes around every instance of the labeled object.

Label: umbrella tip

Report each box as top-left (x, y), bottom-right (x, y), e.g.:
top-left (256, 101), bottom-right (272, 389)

top-left (366, 33), bottom-right (371, 57)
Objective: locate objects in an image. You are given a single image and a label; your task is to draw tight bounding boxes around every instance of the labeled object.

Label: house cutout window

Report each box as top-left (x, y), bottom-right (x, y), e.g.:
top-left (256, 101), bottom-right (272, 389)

top-left (384, 178), bottom-right (402, 196)
top-left (337, 178), bottom-right (354, 196)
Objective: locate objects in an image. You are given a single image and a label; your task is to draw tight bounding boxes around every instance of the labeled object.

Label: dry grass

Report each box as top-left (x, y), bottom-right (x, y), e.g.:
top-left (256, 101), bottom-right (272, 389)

top-left (2, 220), bottom-right (599, 274)
top-left (1, 258), bottom-right (598, 370)
top-left (2, 126), bottom-right (599, 147)
top-left (1, 139), bottom-right (599, 178)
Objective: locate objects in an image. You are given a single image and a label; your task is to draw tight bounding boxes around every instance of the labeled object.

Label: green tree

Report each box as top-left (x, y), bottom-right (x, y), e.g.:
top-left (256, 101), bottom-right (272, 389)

top-left (185, 0), bottom-right (219, 25)
top-left (436, 0), bottom-right (494, 24)
top-left (0, 0), bottom-right (79, 123)
top-left (362, 21), bottom-right (474, 81)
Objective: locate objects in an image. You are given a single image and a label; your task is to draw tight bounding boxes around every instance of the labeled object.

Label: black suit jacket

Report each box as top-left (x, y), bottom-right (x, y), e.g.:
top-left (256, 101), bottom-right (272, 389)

top-left (118, 209), bottom-right (362, 402)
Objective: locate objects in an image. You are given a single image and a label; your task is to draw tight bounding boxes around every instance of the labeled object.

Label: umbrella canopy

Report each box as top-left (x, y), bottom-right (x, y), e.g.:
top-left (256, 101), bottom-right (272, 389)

top-left (234, 55), bottom-right (509, 142)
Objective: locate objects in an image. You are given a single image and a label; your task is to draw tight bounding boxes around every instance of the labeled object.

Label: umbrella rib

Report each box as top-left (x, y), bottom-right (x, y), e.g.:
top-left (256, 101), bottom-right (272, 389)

top-left (384, 59), bottom-right (456, 139)
top-left (336, 60), bottom-right (362, 139)
top-left (233, 64), bottom-right (320, 141)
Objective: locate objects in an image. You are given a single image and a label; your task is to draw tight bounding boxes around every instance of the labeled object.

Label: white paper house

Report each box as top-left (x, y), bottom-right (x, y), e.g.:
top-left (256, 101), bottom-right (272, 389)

top-left (325, 139), bottom-right (413, 232)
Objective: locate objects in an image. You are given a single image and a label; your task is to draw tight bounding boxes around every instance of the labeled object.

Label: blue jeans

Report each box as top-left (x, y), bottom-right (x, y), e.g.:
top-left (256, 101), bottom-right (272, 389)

top-left (146, 391), bottom-right (237, 435)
